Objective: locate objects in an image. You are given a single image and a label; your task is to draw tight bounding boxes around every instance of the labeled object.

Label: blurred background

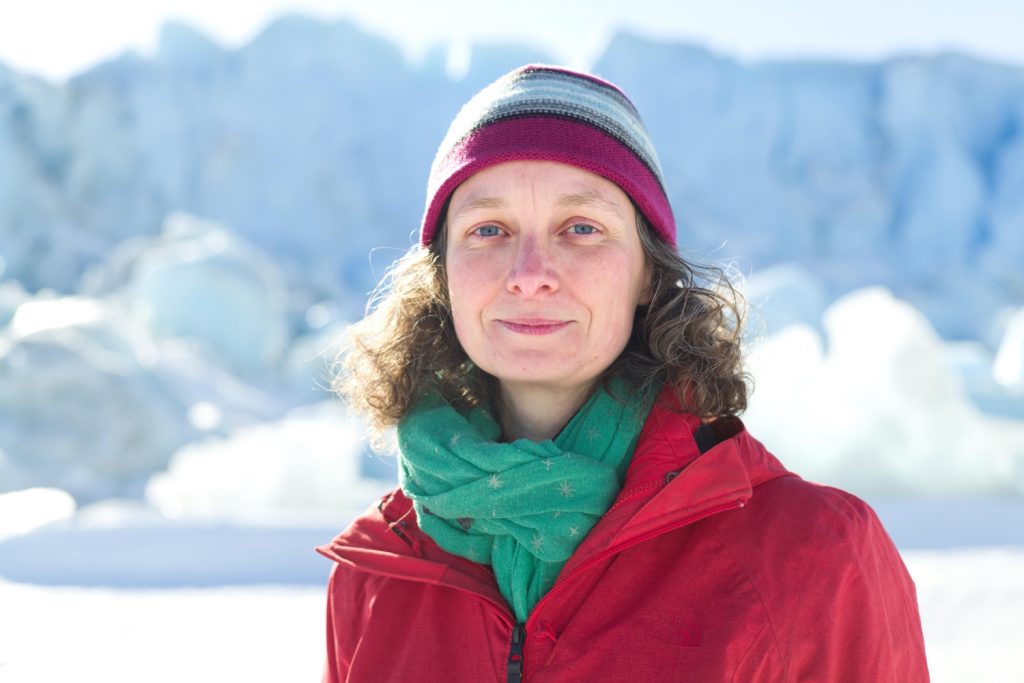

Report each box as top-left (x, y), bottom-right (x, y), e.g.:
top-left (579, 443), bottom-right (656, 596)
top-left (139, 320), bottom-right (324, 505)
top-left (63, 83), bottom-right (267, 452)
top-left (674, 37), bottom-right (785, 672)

top-left (1, 1), bottom-right (1023, 680)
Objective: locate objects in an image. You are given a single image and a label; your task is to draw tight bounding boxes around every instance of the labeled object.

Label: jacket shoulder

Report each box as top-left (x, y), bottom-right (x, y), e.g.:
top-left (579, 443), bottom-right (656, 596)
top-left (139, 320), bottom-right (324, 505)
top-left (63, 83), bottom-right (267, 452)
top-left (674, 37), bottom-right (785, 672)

top-left (755, 474), bottom-right (887, 542)
top-left (317, 488), bottom-right (410, 562)
top-left (725, 473), bottom-right (929, 681)
top-left (731, 473), bottom-right (910, 595)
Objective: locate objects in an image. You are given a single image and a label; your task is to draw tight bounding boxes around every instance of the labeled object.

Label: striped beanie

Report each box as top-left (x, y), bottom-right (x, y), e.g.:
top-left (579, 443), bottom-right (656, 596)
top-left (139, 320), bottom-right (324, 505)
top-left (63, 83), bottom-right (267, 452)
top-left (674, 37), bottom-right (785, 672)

top-left (420, 64), bottom-right (676, 246)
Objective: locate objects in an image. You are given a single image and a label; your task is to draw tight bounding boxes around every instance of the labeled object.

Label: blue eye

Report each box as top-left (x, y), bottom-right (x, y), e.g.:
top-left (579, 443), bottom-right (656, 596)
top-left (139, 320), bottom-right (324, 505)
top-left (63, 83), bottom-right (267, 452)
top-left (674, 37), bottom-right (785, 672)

top-left (474, 225), bottom-right (501, 237)
top-left (568, 224), bottom-right (597, 235)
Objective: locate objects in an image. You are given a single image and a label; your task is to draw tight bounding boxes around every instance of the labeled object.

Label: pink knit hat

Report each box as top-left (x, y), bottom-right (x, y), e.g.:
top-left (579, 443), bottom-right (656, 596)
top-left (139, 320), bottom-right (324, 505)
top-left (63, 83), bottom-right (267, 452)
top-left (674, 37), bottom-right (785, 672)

top-left (420, 64), bottom-right (676, 246)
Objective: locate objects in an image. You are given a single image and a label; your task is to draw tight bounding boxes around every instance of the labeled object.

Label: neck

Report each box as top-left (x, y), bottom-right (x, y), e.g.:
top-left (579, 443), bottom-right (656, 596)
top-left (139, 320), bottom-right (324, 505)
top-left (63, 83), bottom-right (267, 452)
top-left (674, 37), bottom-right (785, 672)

top-left (498, 381), bottom-right (594, 442)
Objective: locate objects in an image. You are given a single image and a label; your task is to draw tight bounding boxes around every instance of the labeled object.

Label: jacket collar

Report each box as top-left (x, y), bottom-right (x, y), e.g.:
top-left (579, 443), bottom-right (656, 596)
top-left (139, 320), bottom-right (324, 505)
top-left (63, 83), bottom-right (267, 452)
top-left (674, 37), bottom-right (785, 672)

top-left (317, 488), bottom-right (511, 612)
top-left (317, 389), bottom-right (793, 603)
top-left (555, 390), bottom-right (792, 577)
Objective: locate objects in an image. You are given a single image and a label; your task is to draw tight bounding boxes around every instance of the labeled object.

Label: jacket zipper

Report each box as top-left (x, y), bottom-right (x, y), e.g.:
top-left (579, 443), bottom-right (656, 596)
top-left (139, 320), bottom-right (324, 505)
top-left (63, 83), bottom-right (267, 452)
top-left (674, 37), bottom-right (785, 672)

top-left (455, 498), bottom-right (746, 681)
top-left (444, 589), bottom-right (523, 682)
top-left (381, 496), bottom-right (745, 681)
top-left (507, 623), bottom-right (526, 683)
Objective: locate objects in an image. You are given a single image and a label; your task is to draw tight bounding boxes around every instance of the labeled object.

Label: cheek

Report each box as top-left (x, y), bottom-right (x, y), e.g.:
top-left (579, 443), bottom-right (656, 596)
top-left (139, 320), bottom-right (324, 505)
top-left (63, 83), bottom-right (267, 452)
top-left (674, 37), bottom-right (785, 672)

top-left (447, 251), bottom-right (484, 289)
top-left (580, 255), bottom-right (646, 337)
top-left (446, 263), bottom-right (487, 343)
top-left (575, 250), bottom-right (646, 300)
top-left (447, 282), bottom-right (473, 331)
top-left (447, 252), bottom-right (500, 308)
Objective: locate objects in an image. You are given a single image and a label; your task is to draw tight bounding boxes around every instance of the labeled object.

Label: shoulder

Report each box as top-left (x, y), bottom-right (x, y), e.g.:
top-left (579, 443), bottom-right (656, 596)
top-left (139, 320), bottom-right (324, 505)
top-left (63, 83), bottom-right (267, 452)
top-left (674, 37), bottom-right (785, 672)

top-left (713, 449), bottom-right (928, 678)
top-left (755, 474), bottom-right (889, 545)
top-left (737, 478), bottom-right (928, 678)
top-left (691, 419), bottom-right (895, 556)
top-left (719, 455), bottom-right (905, 585)
top-left (317, 488), bottom-right (413, 566)
top-left (734, 459), bottom-right (919, 613)
top-left (694, 425), bottom-right (917, 608)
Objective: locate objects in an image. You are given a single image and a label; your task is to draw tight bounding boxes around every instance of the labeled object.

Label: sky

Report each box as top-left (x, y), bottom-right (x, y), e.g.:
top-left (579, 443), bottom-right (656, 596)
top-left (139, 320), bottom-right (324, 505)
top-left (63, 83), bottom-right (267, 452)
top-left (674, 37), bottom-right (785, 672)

top-left (2, 0), bottom-right (1024, 82)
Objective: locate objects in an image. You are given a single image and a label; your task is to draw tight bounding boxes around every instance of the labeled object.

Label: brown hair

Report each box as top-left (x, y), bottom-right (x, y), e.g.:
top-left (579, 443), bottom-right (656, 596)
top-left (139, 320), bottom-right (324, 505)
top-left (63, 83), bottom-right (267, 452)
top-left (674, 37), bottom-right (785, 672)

top-left (333, 209), bottom-right (748, 447)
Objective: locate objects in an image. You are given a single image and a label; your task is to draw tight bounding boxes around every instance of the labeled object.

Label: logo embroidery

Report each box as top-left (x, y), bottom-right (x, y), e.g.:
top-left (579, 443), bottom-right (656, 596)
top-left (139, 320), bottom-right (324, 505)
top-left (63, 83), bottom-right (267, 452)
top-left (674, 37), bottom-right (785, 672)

top-left (636, 609), bottom-right (702, 647)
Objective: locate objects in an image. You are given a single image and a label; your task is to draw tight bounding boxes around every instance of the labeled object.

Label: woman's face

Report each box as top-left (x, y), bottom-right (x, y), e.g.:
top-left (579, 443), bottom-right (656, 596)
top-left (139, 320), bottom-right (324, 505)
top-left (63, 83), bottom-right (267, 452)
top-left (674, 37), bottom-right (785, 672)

top-left (444, 160), bottom-right (651, 398)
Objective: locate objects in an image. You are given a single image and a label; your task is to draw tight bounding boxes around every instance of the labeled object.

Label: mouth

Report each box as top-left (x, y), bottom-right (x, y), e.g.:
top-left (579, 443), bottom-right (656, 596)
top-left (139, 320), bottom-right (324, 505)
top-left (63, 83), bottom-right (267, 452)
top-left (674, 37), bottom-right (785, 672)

top-left (496, 318), bottom-right (572, 335)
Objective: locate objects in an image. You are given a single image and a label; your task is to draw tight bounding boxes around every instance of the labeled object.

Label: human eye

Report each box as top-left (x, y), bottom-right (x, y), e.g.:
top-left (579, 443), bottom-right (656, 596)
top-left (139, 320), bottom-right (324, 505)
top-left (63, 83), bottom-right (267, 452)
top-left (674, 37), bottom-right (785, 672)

top-left (566, 223), bottom-right (599, 236)
top-left (472, 224), bottom-right (503, 237)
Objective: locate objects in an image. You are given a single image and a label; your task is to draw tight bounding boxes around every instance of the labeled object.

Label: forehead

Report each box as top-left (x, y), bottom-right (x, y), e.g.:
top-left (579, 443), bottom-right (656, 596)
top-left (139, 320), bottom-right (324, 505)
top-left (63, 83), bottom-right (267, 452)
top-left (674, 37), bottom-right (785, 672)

top-left (447, 161), bottom-right (633, 219)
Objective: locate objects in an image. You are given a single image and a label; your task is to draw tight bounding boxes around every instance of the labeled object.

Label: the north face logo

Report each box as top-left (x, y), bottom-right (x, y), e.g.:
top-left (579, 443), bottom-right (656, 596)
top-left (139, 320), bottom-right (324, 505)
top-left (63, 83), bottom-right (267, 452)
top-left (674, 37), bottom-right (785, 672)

top-left (636, 609), bottom-right (702, 647)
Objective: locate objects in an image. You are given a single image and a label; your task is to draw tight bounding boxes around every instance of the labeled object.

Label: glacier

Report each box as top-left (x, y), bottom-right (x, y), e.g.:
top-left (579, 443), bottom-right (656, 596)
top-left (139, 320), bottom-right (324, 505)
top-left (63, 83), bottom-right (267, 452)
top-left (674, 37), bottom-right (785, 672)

top-left (0, 15), bottom-right (1023, 511)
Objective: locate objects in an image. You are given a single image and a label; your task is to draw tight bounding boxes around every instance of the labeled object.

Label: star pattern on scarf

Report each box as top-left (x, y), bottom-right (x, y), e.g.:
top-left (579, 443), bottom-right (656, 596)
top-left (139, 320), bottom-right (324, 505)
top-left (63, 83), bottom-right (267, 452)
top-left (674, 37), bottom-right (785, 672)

top-left (488, 474), bottom-right (504, 490)
top-left (568, 525), bottom-right (580, 538)
top-left (542, 458), bottom-right (554, 470)
top-left (531, 533), bottom-right (544, 553)
top-left (450, 433), bottom-right (463, 448)
top-left (584, 425), bottom-right (602, 442)
top-left (559, 481), bottom-right (575, 498)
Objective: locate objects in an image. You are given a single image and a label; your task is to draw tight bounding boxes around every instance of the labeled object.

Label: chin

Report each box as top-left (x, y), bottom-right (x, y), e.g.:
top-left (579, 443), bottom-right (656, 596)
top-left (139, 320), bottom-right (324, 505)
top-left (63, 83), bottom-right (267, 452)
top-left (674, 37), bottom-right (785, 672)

top-left (478, 345), bottom-right (615, 386)
top-left (486, 364), bottom-right (598, 393)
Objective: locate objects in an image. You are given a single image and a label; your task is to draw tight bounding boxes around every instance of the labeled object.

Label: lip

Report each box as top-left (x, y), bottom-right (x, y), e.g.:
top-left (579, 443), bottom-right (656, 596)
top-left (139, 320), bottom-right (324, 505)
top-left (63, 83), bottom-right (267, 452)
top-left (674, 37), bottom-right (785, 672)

top-left (496, 318), bottom-right (572, 335)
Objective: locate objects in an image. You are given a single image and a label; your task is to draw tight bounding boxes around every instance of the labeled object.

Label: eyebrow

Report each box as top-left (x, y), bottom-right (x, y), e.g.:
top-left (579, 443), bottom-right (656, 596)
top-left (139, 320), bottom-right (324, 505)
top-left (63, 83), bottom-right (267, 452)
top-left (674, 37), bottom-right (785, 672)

top-left (449, 189), bottom-right (626, 222)
top-left (556, 190), bottom-right (626, 219)
top-left (449, 196), bottom-right (506, 222)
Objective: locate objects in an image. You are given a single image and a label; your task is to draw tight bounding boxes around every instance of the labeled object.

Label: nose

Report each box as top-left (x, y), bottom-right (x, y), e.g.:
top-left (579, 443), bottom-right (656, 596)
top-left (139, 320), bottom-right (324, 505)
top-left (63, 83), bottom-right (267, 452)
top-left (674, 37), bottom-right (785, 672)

top-left (506, 236), bottom-right (558, 297)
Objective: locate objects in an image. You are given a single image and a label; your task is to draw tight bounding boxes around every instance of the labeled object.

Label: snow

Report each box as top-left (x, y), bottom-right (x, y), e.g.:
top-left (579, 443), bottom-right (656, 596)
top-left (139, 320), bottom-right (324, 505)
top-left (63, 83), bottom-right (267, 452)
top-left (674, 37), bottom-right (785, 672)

top-left (0, 580), bottom-right (326, 683)
top-left (906, 548), bottom-right (1024, 683)
top-left (743, 287), bottom-right (1024, 498)
top-left (0, 213), bottom-right (357, 504)
top-left (0, 488), bottom-right (75, 540)
top-left (0, 518), bottom-right (339, 587)
top-left (0, 296), bottom-right (200, 502)
top-left (119, 212), bottom-right (291, 376)
top-left (146, 401), bottom-right (386, 521)
top-left (994, 306), bottom-right (1024, 391)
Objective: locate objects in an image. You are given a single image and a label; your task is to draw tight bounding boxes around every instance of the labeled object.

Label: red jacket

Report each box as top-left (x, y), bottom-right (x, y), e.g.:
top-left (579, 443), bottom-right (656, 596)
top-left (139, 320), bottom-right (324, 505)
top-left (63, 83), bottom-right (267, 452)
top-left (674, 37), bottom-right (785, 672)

top-left (318, 401), bottom-right (929, 682)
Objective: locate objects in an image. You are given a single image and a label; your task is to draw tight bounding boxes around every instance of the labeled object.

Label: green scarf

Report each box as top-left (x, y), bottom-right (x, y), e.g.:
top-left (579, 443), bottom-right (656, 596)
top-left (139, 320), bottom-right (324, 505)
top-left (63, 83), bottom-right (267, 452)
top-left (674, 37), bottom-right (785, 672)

top-left (397, 377), bottom-right (657, 622)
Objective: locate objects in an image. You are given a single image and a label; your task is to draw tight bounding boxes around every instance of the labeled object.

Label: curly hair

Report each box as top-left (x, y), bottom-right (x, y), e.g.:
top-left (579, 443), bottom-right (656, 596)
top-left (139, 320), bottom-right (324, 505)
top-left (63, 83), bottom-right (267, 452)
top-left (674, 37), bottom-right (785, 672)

top-left (333, 209), bottom-right (749, 448)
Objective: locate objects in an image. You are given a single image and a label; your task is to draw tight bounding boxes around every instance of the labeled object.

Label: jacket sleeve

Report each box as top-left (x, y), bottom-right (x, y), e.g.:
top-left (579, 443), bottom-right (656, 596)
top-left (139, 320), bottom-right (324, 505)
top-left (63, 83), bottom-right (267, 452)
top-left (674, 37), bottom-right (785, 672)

top-left (778, 488), bottom-right (930, 682)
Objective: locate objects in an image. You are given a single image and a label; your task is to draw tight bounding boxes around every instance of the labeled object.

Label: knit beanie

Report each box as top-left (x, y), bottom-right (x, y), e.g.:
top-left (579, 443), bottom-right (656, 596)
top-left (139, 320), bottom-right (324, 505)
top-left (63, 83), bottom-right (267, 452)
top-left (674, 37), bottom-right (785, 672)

top-left (419, 64), bottom-right (676, 246)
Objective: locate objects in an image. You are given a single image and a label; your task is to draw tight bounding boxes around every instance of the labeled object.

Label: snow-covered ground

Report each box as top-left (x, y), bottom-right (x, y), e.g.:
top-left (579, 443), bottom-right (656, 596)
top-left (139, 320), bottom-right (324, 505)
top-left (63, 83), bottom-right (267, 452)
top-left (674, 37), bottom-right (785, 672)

top-left (908, 548), bottom-right (1024, 682)
top-left (0, 581), bottom-right (326, 682)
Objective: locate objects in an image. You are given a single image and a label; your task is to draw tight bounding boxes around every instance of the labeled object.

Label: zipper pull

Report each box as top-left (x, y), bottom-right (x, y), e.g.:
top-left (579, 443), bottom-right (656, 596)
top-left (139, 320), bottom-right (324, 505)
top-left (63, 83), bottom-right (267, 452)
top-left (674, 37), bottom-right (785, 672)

top-left (507, 623), bottom-right (525, 683)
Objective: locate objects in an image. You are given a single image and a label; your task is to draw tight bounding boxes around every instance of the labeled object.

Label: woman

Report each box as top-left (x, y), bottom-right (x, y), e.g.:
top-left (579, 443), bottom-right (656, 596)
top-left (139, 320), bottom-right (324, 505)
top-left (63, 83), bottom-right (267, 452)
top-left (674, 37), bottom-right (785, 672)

top-left (320, 65), bottom-right (929, 682)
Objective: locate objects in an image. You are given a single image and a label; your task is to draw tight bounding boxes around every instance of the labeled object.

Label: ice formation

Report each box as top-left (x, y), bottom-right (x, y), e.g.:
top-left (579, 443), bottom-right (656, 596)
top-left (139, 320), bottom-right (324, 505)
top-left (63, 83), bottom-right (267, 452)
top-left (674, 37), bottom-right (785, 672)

top-left (0, 18), bottom-right (1022, 510)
